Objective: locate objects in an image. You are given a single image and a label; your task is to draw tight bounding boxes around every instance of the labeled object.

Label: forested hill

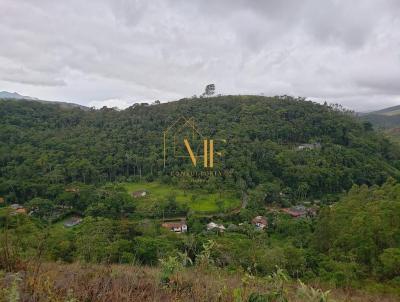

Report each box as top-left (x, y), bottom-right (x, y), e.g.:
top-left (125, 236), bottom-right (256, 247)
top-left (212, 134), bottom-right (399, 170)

top-left (361, 112), bottom-right (400, 129)
top-left (361, 104), bottom-right (400, 129)
top-left (1, 95), bottom-right (400, 203)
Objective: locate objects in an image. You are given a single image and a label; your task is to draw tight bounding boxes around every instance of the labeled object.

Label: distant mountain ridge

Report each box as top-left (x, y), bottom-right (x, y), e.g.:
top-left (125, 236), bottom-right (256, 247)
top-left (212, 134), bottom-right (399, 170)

top-left (361, 104), bottom-right (400, 145)
top-left (361, 103), bottom-right (400, 130)
top-left (0, 91), bottom-right (39, 101)
top-left (369, 104), bottom-right (400, 116)
top-left (0, 91), bottom-right (88, 110)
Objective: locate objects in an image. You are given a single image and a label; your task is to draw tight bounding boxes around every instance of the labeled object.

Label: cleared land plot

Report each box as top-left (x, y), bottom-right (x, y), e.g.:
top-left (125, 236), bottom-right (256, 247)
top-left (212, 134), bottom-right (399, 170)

top-left (123, 182), bottom-right (240, 213)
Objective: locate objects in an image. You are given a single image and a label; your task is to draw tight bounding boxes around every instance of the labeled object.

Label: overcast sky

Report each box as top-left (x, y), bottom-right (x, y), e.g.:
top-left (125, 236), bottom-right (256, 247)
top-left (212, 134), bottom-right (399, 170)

top-left (1, 0), bottom-right (400, 111)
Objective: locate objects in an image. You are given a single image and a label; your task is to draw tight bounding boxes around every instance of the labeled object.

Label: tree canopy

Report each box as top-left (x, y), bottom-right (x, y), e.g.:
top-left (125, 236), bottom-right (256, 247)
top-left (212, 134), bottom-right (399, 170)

top-left (1, 95), bottom-right (400, 205)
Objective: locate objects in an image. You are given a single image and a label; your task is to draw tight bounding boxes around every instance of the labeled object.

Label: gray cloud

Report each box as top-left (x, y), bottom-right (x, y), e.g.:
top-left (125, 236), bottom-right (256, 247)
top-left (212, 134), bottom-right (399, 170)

top-left (0, 0), bottom-right (399, 111)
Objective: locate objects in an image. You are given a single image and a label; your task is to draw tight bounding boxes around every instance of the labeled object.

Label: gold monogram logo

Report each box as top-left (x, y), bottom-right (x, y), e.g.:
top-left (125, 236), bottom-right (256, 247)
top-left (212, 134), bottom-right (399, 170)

top-left (163, 117), bottom-right (225, 168)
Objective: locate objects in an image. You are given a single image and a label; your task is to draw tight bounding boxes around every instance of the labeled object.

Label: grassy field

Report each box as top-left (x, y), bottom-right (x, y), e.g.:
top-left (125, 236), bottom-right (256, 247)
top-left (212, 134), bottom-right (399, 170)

top-left (123, 182), bottom-right (241, 213)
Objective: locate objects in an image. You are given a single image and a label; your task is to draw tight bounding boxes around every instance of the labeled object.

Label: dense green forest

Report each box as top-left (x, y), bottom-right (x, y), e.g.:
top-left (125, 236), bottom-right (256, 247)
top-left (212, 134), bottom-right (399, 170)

top-left (1, 95), bottom-right (399, 205)
top-left (1, 96), bottom-right (400, 301)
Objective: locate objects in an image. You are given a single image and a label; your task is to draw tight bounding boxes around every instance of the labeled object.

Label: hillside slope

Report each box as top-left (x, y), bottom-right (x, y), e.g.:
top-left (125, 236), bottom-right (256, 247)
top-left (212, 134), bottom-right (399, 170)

top-left (368, 104), bottom-right (400, 116)
top-left (0, 91), bottom-right (88, 110)
top-left (361, 113), bottom-right (400, 129)
top-left (1, 95), bottom-right (400, 204)
top-left (361, 104), bottom-right (400, 142)
top-left (1, 262), bottom-right (398, 302)
top-left (0, 91), bottom-right (39, 100)
top-left (361, 103), bottom-right (400, 128)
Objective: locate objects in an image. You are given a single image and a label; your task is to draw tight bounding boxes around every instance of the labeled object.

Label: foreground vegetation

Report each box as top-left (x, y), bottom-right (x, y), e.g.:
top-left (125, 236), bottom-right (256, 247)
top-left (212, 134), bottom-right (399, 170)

top-left (1, 262), bottom-right (398, 302)
top-left (1, 180), bottom-right (399, 301)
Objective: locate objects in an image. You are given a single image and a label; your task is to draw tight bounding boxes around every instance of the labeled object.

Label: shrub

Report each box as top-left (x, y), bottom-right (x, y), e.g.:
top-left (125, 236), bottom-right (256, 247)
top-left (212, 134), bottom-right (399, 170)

top-left (378, 248), bottom-right (400, 279)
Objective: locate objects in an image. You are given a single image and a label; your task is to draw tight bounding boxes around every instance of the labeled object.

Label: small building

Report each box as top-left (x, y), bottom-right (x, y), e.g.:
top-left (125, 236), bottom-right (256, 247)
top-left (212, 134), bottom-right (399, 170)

top-left (65, 188), bottom-right (80, 193)
top-left (296, 143), bottom-right (321, 151)
top-left (132, 190), bottom-right (147, 198)
top-left (207, 222), bottom-right (226, 232)
top-left (282, 205), bottom-right (317, 218)
top-left (10, 204), bottom-right (22, 210)
top-left (252, 216), bottom-right (268, 230)
top-left (0, 197), bottom-right (4, 204)
top-left (10, 204), bottom-right (26, 215)
top-left (161, 221), bottom-right (187, 233)
top-left (64, 216), bottom-right (83, 227)
top-left (15, 208), bottom-right (27, 214)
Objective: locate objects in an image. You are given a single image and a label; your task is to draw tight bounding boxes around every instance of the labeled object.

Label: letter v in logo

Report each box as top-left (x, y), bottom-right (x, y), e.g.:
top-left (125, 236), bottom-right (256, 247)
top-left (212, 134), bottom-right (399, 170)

top-left (183, 138), bottom-right (197, 166)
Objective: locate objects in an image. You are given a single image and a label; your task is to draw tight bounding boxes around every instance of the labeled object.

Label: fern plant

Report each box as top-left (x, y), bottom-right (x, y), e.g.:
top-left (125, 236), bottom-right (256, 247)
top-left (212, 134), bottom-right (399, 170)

top-left (296, 280), bottom-right (332, 302)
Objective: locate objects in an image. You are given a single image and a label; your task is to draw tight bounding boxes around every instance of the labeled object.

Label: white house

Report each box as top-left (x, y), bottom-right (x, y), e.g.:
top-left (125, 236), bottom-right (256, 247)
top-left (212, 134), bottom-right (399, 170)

top-left (162, 221), bottom-right (187, 233)
top-left (207, 222), bottom-right (226, 232)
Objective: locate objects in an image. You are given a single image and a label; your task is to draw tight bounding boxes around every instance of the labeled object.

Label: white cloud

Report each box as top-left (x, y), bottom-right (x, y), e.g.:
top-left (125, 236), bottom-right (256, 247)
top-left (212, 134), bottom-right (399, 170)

top-left (0, 0), bottom-right (399, 110)
top-left (88, 98), bottom-right (133, 109)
